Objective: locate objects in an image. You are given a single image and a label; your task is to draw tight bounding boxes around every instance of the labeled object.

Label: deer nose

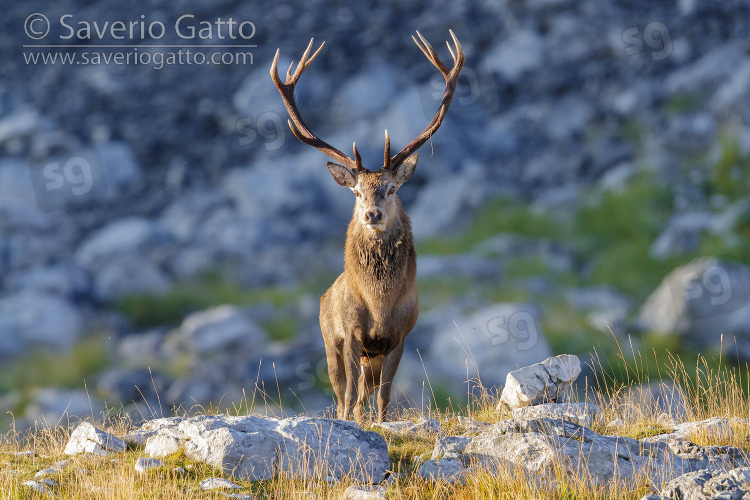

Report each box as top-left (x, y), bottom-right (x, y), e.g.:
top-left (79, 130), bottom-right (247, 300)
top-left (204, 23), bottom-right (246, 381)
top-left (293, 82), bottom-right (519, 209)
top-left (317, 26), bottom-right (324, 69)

top-left (364, 208), bottom-right (383, 225)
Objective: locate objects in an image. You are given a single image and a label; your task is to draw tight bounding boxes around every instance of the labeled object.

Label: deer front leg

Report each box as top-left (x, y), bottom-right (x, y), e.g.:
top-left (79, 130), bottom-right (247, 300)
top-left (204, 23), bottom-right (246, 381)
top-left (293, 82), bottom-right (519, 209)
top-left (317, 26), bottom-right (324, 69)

top-left (343, 335), bottom-right (363, 424)
top-left (377, 341), bottom-right (404, 423)
top-left (323, 340), bottom-right (346, 419)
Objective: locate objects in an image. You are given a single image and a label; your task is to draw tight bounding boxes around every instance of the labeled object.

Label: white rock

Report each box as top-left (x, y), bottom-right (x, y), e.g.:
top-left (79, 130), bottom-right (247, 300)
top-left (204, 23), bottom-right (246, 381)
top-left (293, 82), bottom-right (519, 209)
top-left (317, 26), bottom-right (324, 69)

top-left (124, 429), bottom-right (158, 447)
top-left (344, 484), bottom-right (386, 500)
top-left (409, 160), bottom-right (486, 241)
top-left (135, 457), bottom-right (165, 473)
top-left (432, 436), bottom-right (470, 459)
top-left (35, 460), bottom-right (70, 478)
top-left (486, 30), bottom-right (545, 83)
top-left (638, 258), bottom-right (750, 359)
top-left (177, 305), bottom-right (266, 354)
top-left (75, 217), bottom-right (169, 269)
top-left (457, 416), bottom-right (492, 431)
top-left (22, 388), bottom-right (103, 429)
top-left (371, 418), bottom-right (441, 435)
top-left (64, 422), bottom-right (126, 456)
top-left (417, 458), bottom-right (468, 484)
top-left (512, 402), bottom-right (602, 427)
top-left (200, 477), bottom-right (242, 490)
top-left (6, 450), bottom-right (36, 457)
top-left (465, 418), bottom-right (687, 488)
top-left (22, 480), bottom-right (55, 497)
top-left (141, 415), bottom-right (389, 483)
top-left (93, 257), bottom-right (172, 302)
top-left (499, 354), bottom-right (581, 409)
top-left (218, 493), bottom-right (253, 500)
top-left (428, 304), bottom-right (553, 396)
top-left (642, 417), bottom-right (734, 444)
top-left (0, 291), bottom-right (82, 356)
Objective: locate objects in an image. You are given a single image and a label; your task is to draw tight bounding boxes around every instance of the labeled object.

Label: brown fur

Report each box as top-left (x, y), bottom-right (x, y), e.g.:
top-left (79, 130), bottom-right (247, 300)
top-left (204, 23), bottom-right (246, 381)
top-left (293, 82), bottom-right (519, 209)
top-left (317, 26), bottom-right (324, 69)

top-left (319, 167), bottom-right (418, 424)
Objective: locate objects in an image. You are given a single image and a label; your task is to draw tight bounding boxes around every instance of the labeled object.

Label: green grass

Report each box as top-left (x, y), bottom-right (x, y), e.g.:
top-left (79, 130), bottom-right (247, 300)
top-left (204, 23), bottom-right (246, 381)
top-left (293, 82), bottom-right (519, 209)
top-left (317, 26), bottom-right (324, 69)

top-left (0, 337), bottom-right (110, 394)
top-left (116, 277), bottom-right (306, 328)
top-left (664, 92), bottom-right (704, 114)
top-left (417, 197), bottom-right (566, 256)
top-left (708, 131), bottom-right (750, 203)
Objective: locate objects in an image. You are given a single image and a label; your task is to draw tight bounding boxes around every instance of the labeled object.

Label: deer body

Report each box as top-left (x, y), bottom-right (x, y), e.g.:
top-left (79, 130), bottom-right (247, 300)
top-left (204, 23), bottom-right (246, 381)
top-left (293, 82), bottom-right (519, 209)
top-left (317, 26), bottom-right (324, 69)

top-left (271, 31), bottom-right (463, 424)
top-left (320, 164), bottom-right (419, 422)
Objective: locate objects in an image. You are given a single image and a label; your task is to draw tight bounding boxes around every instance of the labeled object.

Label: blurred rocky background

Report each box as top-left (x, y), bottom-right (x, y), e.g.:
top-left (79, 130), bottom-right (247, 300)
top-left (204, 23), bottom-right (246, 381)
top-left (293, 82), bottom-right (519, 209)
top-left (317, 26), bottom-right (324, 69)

top-left (2, 0), bottom-right (750, 429)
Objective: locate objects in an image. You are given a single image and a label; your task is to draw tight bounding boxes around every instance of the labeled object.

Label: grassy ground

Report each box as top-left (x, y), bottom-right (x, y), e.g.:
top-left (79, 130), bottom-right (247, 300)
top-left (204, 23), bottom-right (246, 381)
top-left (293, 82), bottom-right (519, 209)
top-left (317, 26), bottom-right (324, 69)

top-left (2, 351), bottom-right (750, 500)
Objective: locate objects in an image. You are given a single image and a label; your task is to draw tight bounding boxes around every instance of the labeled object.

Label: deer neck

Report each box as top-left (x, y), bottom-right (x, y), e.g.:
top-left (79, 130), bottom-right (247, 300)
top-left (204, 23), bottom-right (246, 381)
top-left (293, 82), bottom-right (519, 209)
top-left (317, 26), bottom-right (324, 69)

top-left (345, 205), bottom-right (414, 296)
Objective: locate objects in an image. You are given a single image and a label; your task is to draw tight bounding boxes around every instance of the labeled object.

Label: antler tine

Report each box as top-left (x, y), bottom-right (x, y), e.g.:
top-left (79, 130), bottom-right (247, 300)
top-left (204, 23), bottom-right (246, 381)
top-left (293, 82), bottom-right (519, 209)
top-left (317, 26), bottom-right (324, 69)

top-left (413, 31), bottom-right (450, 77)
top-left (383, 130), bottom-right (391, 170)
top-left (352, 143), bottom-right (363, 171)
top-left (388, 31), bottom-right (464, 170)
top-left (449, 29), bottom-right (463, 66)
top-left (270, 40), bottom-right (365, 172)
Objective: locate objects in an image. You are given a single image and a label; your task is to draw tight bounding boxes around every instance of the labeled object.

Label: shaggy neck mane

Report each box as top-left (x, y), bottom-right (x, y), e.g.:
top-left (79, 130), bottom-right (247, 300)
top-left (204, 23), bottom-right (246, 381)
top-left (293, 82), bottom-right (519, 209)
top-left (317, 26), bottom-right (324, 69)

top-left (345, 207), bottom-right (414, 294)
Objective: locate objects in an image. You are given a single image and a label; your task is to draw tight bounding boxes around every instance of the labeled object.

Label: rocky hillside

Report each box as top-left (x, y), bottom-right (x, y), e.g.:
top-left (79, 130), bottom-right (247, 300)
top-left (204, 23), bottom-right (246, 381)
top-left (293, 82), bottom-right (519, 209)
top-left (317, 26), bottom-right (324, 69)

top-left (2, 0), bottom-right (750, 427)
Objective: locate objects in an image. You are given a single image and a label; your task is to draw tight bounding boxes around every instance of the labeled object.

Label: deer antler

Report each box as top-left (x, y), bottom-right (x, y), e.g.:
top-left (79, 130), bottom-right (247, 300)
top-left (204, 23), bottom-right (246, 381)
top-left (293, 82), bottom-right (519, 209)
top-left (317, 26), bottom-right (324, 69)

top-left (270, 39), bottom-right (364, 172)
top-left (271, 31), bottom-right (464, 173)
top-left (384, 30), bottom-right (464, 171)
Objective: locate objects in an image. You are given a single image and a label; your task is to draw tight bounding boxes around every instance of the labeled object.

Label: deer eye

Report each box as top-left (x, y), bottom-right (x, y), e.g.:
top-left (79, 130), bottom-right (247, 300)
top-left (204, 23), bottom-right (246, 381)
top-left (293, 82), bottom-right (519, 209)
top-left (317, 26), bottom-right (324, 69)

top-left (388, 186), bottom-right (396, 195)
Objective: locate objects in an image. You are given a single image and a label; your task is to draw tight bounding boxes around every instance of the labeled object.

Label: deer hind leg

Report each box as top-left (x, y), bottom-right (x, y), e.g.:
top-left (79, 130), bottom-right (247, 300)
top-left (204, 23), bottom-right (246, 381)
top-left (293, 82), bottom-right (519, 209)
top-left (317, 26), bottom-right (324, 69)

top-left (323, 340), bottom-right (347, 419)
top-left (377, 341), bottom-right (404, 423)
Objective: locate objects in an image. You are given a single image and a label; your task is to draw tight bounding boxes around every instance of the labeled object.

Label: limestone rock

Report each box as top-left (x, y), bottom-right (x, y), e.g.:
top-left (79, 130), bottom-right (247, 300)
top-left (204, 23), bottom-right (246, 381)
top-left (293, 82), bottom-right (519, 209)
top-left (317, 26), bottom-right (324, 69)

top-left (200, 477), bottom-right (242, 490)
top-left (141, 415), bottom-right (389, 482)
top-left (22, 480), bottom-right (55, 497)
top-left (642, 417), bottom-right (734, 445)
top-left (64, 422), bottom-right (126, 456)
top-left (344, 484), bottom-right (387, 500)
top-left (135, 457), bottom-right (165, 473)
top-left (432, 436), bottom-right (470, 460)
top-left (638, 258), bottom-right (750, 360)
top-left (428, 304), bottom-right (553, 396)
top-left (464, 418), bottom-right (687, 487)
top-left (175, 305), bottom-right (266, 355)
top-left (499, 354), bottom-right (581, 409)
top-left (0, 291), bottom-right (83, 356)
top-left (35, 460), bottom-right (70, 478)
top-left (371, 418), bottom-right (441, 436)
top-left (512, 402), bottom-right (602, 428)
top-left (417, 458), bottom-right (468, 484)
top-left (644, 467), bottom-right (750, 500)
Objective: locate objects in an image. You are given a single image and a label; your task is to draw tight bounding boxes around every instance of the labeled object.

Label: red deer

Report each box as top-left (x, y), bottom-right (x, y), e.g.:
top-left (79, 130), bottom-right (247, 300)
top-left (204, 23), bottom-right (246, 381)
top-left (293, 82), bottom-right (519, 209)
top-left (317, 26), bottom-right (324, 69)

top-left (271, 31), bottom-right (464, 424)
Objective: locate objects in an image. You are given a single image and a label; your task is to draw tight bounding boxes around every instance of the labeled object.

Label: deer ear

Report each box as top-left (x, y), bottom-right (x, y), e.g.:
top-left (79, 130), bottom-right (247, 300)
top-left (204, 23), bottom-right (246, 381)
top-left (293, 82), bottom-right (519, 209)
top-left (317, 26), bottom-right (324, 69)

top-left (393, 154), bottom-right (418, 185)
top-left (327, 162), bottom-right (357, 188)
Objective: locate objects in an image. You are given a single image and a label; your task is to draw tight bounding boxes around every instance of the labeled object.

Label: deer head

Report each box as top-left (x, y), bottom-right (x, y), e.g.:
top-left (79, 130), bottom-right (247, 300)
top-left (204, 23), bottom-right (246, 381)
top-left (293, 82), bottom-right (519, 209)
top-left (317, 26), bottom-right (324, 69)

top-left (270, 31), bottom-right (464, 234)
top-left (326, 151), bottom-right (417, 233)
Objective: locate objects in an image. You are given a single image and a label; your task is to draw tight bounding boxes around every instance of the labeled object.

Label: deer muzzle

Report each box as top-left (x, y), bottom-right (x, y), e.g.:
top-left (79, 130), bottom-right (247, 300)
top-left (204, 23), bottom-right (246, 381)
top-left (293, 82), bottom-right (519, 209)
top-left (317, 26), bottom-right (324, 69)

top-left (363, 207), bottom-right (387, 231)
